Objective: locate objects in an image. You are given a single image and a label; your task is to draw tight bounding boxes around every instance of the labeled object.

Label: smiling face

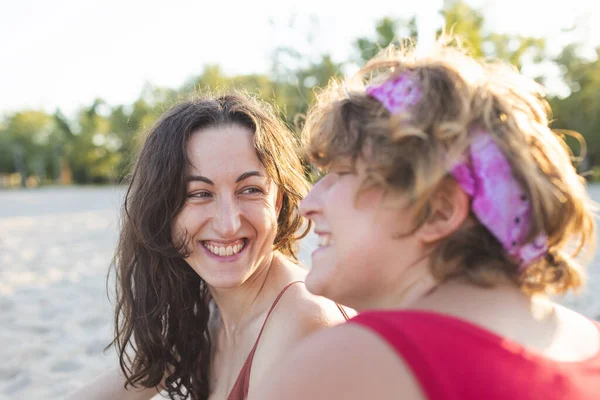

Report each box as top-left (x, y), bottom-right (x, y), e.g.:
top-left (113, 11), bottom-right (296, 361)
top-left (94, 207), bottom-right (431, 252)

top-left (299, 157), bottom-right (425, 309)
top-left (172, 124), bottom-right (281, 288)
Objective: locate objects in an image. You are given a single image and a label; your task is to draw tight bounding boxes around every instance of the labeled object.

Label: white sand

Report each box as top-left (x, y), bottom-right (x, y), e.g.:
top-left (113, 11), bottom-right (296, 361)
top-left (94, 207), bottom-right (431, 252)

top-left (0, 188), bottom-right (123, 400)
top-left (0, 186), bottom-right (598, 399)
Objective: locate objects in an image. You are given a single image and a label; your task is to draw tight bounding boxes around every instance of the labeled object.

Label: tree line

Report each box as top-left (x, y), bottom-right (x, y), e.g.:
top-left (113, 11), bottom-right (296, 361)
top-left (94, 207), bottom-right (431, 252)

top-left (1, 1), bottom-right (598, 187)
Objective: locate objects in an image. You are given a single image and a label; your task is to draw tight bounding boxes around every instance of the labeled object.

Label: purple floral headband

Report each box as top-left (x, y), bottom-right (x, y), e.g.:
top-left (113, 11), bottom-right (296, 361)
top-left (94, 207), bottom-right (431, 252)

top-left (366, 72), bottom-right (548, 268)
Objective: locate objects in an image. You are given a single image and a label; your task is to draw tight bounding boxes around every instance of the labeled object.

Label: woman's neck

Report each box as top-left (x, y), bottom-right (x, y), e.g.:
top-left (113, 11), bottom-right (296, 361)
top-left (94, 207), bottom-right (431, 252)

top-left (410, 278), bottom-right (560, 339)
top-left (353, 264), bottom-right (438, 312)
top-left (208, 252), bottom-right (279, 337)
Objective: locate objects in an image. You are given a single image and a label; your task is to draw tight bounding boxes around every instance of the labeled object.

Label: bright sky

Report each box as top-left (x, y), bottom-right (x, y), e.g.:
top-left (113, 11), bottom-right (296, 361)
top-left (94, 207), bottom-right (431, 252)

top-left (1, 0), bottom-right (598, 116)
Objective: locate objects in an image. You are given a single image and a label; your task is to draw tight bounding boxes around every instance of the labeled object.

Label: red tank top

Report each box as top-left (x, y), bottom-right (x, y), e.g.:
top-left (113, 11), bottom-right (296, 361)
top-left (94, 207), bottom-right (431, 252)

top-left (351, 310), bottom-right (600, 400)
top-left (226, 281), bottom-right (349, 400)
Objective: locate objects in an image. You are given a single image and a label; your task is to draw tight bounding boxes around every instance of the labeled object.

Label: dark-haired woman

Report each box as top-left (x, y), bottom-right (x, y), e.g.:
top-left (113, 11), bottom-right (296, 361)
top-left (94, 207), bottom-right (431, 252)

top-left (67, 93), bottom-right (350, 400)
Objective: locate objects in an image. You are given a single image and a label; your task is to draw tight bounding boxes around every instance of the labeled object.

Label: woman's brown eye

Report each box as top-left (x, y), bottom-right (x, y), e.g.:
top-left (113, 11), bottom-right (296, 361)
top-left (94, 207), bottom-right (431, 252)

top-left (241, 187), bottom-right (263, 195)
top-left (188, 191), bottom-right (211, 199)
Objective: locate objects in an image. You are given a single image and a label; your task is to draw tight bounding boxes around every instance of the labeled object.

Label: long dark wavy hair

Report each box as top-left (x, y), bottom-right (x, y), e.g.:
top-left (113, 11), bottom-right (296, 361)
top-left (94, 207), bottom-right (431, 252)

top-left (109, 93), bottom-right (311, 399)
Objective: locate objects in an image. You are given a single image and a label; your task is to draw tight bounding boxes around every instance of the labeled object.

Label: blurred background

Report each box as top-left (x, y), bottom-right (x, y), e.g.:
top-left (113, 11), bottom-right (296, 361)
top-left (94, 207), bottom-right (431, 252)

top-left (1, 0), bottom-right (599, 398)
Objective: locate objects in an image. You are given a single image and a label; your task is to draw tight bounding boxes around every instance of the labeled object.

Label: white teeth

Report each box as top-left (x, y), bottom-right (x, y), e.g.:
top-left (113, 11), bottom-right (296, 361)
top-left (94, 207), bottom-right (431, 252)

top-left (318, 235), bottom-right (332, 247)
top-left (204, 240), bottom-right (245, 257)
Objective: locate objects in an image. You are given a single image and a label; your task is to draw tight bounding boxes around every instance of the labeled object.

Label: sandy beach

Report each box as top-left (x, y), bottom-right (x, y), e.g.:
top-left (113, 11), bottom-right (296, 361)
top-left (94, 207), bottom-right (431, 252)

top-left (1, 186), bottom-right (599, 399)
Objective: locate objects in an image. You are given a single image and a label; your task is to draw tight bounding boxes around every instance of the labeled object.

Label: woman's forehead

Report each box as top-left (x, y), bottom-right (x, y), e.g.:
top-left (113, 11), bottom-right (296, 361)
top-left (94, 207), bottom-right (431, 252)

top-left (186, 125), bottom-right (266, 174)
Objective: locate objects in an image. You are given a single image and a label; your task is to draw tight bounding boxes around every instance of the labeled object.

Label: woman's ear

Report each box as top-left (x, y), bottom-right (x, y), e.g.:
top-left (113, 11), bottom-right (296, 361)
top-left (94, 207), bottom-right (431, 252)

top-left (416, 179), bottom-right (470, 244)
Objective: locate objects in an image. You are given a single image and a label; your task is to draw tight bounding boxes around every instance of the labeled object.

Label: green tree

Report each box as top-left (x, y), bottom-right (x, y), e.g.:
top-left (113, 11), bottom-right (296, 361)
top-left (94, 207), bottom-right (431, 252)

top-left (0, 110), bottom-right (54, 186)
top-left (355, 17), bottom-right (418, 64)
top-left (550, 44), bottom-right (600, 167)
top-left (62, 99), bottom-right (118, 184)
top-left (441, 0), bottom-right (546, 70)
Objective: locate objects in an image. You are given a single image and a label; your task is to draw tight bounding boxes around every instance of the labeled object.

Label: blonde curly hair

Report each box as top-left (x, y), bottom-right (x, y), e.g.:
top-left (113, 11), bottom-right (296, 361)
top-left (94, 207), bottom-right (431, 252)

top-left (303, 38), bottom-right (595, 296)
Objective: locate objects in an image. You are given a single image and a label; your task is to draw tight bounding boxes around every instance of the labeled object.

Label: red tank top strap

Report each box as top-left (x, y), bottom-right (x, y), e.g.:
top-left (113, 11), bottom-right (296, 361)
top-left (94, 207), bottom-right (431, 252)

top-left (336, 303), bottom-right (350, 321)
top-left (227, 281), bottom-right (350, 399)
top-left (249, 280), bottom-right (304, 354)
top-left (226, 280), bottom-right (303, 400)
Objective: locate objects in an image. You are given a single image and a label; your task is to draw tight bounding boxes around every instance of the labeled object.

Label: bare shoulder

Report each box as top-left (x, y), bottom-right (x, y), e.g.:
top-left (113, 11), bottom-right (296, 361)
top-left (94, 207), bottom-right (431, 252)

top-left (247, 262), bottom-right (353, 385)
top-left (553, 301), bottom-right (598, 331)
top-left (274, 279), bottom-right (352, 329)
top-left (552, 302), bottom-right (600, 357)
top-left (249, 323), bottom-right (426, 400)
top-left (268, 257), bottom-right (353, 335)
top-left (253, 279), bottom-right (350, 359)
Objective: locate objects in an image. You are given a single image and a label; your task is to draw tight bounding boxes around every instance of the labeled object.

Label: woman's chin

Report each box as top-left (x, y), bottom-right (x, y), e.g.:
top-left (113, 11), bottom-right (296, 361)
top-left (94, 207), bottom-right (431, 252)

top-left (190, 267), bottom-right (248, 290)
top-left (305, 266), bottom-right (332, 299)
